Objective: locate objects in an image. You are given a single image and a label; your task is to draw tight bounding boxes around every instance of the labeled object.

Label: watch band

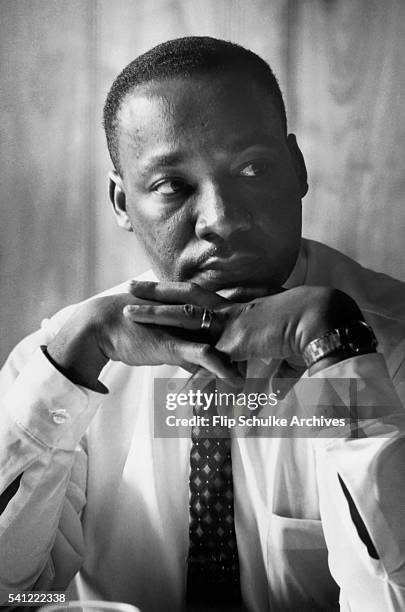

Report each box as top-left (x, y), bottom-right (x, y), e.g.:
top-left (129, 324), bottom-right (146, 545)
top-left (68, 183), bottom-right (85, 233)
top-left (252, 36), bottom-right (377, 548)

top-left (302, 320), bottom-right (378, 368)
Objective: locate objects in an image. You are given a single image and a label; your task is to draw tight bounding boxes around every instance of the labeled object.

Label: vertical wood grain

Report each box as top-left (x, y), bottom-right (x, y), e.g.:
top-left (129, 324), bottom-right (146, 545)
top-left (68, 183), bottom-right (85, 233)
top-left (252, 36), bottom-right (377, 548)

top-left (0, 0), bottom-right (96, 360)
top-left (292, 0), bottom-right (405, 279)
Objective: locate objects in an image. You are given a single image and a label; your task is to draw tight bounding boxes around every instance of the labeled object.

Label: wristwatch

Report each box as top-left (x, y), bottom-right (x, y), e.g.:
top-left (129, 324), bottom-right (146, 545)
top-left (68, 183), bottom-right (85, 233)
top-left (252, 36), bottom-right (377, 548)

top-left (302, 320), bottom-right (378, 368)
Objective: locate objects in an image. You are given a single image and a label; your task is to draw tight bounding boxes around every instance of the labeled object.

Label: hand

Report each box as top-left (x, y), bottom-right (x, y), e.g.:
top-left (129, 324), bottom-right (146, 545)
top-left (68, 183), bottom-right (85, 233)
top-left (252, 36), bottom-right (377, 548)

top-left (128, 284), bottom-right (362, 366)
top-left (216, 286), bottom-right (362, 363)
top-left (47, 283), bottom-right (242, 391)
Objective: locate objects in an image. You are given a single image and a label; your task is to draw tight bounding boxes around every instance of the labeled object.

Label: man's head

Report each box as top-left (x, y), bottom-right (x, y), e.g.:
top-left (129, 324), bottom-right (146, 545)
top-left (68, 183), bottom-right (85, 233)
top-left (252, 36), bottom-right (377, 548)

top-left (104, 36), bottom-right (308, 300)
top-left (103, 37), bottom-right (288, 176)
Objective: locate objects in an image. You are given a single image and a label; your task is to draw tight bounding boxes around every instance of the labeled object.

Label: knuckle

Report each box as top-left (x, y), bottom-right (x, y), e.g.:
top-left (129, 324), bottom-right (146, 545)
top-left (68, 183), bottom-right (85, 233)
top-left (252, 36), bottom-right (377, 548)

top-left (165, 338), bottom-right (178, 360)
top-left (244, 301), bottom-right (257, 312)
top-left (183, 303), bottom-right (197, 318)
top-left (189, 281), bottom-right (203, 297)
top-left (198, 343), bottom-right (213, 359)
top-left (142, 304), bottom-right (154, 315)
top-left (146, 281), bottom-right (158, 294)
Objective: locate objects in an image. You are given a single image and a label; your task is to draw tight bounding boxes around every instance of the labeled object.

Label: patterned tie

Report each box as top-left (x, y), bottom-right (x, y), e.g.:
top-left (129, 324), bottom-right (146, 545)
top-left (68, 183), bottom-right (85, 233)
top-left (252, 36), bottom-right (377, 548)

top-left (186, 380), bottom-right (242, 609)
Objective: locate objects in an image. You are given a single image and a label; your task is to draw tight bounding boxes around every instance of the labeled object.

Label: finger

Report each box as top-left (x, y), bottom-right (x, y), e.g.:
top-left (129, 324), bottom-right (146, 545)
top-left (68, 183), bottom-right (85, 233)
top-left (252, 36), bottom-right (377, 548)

top-left (124, 303), bottom-right (225, 339)
top-left (129, 280), bottom-right (230, 309)
top-left (171, 340), bottom-right (244, 386)
top-left (230, 286), bottom-right (285, 303)
top-left (175, 363), bottom-right (212, 378)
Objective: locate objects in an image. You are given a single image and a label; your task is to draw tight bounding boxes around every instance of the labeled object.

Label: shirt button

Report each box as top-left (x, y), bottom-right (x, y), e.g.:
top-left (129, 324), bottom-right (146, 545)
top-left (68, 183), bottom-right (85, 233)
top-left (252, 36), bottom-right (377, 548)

top-left (49, 408), bottom-right (70, 424)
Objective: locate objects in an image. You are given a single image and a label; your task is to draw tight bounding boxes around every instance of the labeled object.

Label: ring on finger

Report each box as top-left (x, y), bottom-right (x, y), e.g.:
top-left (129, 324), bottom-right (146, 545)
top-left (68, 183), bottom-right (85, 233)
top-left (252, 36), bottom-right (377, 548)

top-left (200, 308), bottom-right (214, 331)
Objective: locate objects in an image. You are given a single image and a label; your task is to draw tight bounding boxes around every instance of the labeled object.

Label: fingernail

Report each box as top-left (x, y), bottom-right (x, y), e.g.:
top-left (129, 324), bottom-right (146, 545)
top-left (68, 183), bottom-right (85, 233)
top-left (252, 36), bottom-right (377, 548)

top-left (129, 280), bottom-right (146, 289)
top-left (124, 304), bottom-right (139, 313)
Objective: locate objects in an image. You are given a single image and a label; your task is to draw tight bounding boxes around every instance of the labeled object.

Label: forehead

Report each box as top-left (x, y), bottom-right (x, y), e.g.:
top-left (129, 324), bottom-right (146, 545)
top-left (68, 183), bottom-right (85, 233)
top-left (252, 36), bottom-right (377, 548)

top-left (117, 73), bottom-right (285, 170)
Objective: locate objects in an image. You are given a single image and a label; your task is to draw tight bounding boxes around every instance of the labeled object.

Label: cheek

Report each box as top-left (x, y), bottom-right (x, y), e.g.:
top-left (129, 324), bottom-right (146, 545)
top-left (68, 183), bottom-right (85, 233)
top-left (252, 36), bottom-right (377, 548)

top-left (128, 204), bottom-right (192, 277)
top-left (255, 196), bottom-right (301, 235)
top-left (254, 197), bottom-right (302, 268)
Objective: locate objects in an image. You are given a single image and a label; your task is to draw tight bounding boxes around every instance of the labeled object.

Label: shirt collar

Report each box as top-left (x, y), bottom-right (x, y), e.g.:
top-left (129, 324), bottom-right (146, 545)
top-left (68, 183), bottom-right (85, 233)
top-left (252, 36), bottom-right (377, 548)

top-left (282, 240), bottom-right (308, 289)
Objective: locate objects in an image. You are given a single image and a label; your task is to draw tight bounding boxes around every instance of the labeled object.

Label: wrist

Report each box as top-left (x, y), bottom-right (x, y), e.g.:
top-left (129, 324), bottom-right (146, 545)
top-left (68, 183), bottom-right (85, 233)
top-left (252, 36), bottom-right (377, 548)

top-left (307, 347), bottom-right (370, 375)
top-left (297, 288), bottom-right (363, 354)
top-left (304, 321), bottom-right (378, 373)
top-left (47, 310), bottom-right (109, 391)
top-left (294, 288), bottom-right (378, 372)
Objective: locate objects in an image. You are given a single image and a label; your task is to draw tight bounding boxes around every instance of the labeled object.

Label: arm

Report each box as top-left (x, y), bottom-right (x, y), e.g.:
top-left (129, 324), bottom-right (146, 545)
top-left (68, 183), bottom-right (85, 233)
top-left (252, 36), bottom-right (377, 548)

top-left (0, 285), bottom-right (237, 602)
top-left (214, 287), bottom-right (405, 610)
top-left (126, 281), bottom-right (405, 610)
top-left (0, 334), bottom-right (101, 602)
top-left (302, 353), bottom-right (405, 612)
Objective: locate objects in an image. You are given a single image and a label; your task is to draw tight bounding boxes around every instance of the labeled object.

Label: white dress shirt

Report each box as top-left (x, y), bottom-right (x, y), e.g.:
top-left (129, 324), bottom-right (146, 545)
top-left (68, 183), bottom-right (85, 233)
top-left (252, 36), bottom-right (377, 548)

top-left (1, 238), bottom-right (405, 612)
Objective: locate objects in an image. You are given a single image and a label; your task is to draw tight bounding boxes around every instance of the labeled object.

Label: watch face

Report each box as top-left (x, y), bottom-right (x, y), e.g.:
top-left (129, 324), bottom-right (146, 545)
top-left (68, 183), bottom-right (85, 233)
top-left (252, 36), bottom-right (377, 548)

top-left (302, 320), bottom-right (378, 367)
top-left (344, 321), bottom-right (378, 353)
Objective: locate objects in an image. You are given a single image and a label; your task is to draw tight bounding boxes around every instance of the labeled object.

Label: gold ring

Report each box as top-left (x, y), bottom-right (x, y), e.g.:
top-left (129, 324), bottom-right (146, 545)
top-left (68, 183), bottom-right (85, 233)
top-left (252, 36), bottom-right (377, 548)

top-left (200, 309), bottom-right (214, 330)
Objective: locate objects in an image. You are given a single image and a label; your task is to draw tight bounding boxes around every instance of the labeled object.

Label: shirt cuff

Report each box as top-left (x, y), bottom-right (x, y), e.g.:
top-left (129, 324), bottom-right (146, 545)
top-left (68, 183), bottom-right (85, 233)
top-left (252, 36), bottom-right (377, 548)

top-left (295, 352), bottom-right (404, 446)
top-left (2, 347), bottom-right (103, 451)
top-left (304, 351), bottom-right (389, 379)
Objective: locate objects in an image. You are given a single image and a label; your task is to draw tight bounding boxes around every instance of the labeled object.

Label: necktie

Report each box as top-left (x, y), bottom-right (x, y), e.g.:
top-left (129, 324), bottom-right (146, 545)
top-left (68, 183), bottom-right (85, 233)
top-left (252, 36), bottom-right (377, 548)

top-left (186, 380), bottom-right (242, 609)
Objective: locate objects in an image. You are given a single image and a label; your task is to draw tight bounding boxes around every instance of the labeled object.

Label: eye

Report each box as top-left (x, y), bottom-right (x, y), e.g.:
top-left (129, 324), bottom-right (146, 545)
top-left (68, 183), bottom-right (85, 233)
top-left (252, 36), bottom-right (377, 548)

top-left (238, 159), bottom-right (269, 178)
top-left (153, 178), bottom-right (187, 196)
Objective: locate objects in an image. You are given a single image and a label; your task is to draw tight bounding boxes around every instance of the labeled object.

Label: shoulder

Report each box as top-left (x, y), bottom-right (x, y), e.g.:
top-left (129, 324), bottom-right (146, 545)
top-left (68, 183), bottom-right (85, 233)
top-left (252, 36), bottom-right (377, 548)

top-left (302, 238), bottom-right (405, 379)
top-left (303, 238), bottom-right (405, 322)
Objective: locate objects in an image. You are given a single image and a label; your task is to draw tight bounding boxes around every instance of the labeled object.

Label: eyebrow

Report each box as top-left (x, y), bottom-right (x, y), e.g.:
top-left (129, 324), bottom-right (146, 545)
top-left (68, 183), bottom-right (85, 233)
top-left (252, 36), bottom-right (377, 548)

top-left (140, 132), bottom-right (282, 175)
top-left (140, 152), bottom-right (187, 176)
top-left (226, 132), bottom-right (282, 150)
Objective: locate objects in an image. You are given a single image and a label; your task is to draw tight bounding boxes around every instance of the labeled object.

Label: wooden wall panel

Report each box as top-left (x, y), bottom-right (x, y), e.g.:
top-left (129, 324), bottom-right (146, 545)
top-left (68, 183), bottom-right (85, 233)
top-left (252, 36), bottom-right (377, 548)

top-left (291, 0), bottom-right (405, 280)
top-left (0, 0), bottom-right (95, 361)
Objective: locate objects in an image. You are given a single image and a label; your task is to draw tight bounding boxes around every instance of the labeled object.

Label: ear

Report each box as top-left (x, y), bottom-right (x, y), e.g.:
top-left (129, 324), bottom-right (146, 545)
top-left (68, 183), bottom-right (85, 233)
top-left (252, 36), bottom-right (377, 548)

top-left (108, 170), bottom-right (133, 232)
top-left (286, 134), bottom-right (308, 198)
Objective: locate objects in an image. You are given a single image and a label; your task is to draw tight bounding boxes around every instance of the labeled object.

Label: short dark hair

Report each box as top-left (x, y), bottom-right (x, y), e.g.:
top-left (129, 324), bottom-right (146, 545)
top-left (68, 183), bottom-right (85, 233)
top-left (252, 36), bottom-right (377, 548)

top-left (103, 36), bottom-right (287, 175)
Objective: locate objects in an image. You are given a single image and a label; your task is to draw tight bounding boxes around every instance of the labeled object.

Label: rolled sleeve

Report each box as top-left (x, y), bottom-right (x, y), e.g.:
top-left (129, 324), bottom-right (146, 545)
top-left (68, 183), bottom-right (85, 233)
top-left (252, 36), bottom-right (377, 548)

top-left (295, 352), bottom-right (405, 611)
top-left (0, 347), bottom-right (103, 598)
top-left (2, 347), bottom-right (103, 453)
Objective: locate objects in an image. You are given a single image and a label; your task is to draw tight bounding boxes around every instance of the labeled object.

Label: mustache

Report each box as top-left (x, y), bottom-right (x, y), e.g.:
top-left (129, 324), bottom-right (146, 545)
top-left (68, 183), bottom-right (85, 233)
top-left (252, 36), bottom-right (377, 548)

top-left (180, 241), bottom-right (264, 276)
top-left (194, 245), bottom-right (230, 267)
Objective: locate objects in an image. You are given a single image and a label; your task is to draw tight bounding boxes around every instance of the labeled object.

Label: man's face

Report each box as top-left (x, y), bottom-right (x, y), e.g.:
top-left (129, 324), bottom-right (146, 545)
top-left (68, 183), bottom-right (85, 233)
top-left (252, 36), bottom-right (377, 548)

top-left (113, 71), bottom-right (307, 300)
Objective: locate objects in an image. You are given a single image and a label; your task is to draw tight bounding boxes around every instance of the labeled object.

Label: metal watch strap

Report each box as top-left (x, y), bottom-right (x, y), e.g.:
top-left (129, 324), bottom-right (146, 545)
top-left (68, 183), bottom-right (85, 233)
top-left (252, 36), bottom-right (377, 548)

top-left (302, 320), bottom-right (378, 368)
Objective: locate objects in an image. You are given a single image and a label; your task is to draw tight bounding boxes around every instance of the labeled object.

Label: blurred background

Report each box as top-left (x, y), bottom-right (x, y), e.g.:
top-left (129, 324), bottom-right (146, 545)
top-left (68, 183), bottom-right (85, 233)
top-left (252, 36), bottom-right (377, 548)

top-left (1, 0), bottom-right (405, 363)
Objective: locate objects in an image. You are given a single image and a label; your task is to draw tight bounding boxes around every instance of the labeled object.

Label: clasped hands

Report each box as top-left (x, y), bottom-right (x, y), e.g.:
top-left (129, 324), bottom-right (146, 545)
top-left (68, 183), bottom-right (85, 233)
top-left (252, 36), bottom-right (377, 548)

top-left (124, 280), bottom-right (300, 376)
top-left (48, 279), bottom-right (361, 390)
top-left (119, 280), bottom-right (360, 378)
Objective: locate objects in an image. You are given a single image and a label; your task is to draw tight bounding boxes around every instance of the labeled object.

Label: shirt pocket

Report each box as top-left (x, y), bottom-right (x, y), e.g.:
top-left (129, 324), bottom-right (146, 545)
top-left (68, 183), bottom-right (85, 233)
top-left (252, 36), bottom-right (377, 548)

top-left (266, 513), bottom-right (340, 611)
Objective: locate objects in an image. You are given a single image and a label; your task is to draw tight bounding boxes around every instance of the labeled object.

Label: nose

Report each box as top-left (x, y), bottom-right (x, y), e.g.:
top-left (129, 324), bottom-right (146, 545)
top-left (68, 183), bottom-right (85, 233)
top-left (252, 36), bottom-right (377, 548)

top-left (194, 180), bottom-right (252, 242)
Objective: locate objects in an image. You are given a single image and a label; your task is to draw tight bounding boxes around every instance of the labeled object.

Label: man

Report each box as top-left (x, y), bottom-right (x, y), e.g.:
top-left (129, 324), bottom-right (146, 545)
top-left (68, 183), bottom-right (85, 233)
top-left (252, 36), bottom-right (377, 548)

top-left (1, 36), bottom-right (405, 612)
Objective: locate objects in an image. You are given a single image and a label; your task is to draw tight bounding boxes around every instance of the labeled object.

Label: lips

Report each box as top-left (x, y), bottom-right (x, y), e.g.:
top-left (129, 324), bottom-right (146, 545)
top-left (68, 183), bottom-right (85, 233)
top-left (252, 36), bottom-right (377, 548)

top-left (199, 252), bottom-right (262, 272)
top-left (191, 252), bottom-right (263, 290)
